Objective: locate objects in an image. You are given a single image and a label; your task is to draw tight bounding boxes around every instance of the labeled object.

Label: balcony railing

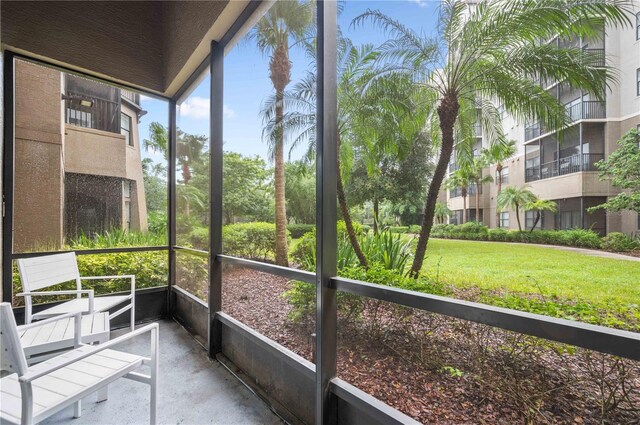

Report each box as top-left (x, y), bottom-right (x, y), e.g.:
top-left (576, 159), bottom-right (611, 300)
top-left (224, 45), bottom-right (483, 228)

top-left (525, 122), bottom-right (541, 141)
top-left (64, 91), bottom-right (121, 133)
top-left (582, 48), bottom-right (605, 67)
top-left (525, 153), bottom-right (604, 182)
top-left (566, 100), bottom-right (606, 122)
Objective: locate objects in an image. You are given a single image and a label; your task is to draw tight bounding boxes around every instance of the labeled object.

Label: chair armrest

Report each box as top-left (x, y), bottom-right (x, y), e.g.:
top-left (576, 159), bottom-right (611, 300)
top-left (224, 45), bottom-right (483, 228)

top-left (16, 289), bottom-right (94, 297)
top-left (80, 275), bottom-right (136, 294)
top-left (20, 323), bottom-right (158, 383)
top-left (17, 289), bottom-right (95, 313)
top-left (19, 311), bottom-right (82, 330)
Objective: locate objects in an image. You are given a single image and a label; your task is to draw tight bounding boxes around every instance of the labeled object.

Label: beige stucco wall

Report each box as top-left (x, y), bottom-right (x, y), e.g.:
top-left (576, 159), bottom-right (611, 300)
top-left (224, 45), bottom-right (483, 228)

top-left (122, 102), bottom-right (148, 232)
top-left (14, 60), bottom-right (64, 252)
top-left (64, 126), bottom-right (128, 178)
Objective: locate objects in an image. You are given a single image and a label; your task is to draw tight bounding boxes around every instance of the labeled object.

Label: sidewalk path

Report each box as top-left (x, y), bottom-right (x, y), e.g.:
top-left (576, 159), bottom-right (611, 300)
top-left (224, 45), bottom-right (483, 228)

top-left (508, 242), bottom-right (640, 262)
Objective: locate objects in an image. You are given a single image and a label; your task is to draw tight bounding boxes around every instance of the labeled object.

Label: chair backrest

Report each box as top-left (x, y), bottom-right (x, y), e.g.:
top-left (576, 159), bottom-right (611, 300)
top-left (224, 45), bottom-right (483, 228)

top-left (17, 252), bottom-right (81, 293)
top-left (0, 303), bottom-right (28, 376)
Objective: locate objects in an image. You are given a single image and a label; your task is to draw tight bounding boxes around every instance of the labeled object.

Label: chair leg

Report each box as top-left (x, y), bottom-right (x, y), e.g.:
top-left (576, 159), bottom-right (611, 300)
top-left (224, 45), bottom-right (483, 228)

top-left (97, 385), bottom-right (108, 402)
top-left (73, 400), bottom-right (82, 418)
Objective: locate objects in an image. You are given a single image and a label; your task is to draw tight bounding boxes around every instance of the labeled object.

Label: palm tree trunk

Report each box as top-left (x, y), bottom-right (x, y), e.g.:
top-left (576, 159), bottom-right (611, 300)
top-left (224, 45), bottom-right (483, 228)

top-left (496, 164), bottom-right (502, 228)
top-left (475, 180), bottom-right (480, 223)
top-left (409, 93), bottom-right (459, 278)
top-left (337, 135), bottom-right (368, 268)
top-left (515, 203), bottom-right (522, 232)
top-left (274, 90), bottom-right (289, 266)
top-left (463, 195), bottom-right (467, 223)
top-left (530, 211), bottom-right (541, 233)
top-left (373, 199), bottom-right (379, 234)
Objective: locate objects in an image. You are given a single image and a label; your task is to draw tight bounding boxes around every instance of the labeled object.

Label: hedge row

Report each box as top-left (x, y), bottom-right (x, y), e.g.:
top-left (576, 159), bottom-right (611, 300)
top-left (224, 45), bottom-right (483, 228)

top-left (430, 223), bottom-right (639, 252)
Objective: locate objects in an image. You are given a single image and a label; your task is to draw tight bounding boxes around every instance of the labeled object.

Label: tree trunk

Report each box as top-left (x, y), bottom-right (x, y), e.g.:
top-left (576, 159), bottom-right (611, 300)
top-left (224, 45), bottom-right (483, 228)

top-left (475, 179), bottom-right (480, 223)
top-left (274, 89), bottom-right (289, 266)
top-left (409, 93), bottom-right (459, 278)
top-left (515, 203), bottom-right (522, 232)
top-left (530, 211), bottom-right (541, 233)
top-left (373, 199), bottom-right (379, 235)
top-left (337, 135), bottom-right (368, 268)
top-left (462, 194), bottom-right (467, 223)
top-left (496, 164), bottom-right (502, 228)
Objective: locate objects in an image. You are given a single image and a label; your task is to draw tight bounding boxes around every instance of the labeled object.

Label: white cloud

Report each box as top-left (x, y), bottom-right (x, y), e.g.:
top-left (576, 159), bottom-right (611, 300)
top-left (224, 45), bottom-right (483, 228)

top-left (179, 96), bottom-right (209, 119)
top-left (178, 96), bottom-right (236, 120)
top-left (224, 105), bottom-right (237, 119)
top-left (410, 0), bottom-right (429, 8)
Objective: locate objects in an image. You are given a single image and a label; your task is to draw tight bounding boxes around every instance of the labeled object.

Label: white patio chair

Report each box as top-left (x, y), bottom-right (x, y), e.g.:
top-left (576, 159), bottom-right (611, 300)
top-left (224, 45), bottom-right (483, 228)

top-left (17, 252), bottom-right (136, 330)
top-left (0, 303), bottom-right (158, 425)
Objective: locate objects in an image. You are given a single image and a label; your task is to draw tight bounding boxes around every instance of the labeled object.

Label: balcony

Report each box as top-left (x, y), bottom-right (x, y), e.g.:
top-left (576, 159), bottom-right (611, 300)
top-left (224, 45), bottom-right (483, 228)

top-left (525, 153), bottom-right (604, 182)
top-left (566, 100), bottom-right (606, 122)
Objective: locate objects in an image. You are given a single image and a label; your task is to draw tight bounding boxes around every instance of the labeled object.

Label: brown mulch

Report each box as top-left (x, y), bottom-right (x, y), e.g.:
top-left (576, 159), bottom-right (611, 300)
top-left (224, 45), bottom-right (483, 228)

top-left (220, 266), bottom-right (640, 424)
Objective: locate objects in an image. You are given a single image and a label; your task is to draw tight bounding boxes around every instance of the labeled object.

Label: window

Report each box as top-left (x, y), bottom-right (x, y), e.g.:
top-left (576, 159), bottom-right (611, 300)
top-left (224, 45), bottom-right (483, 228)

top-left (123, 180), bottom-right (132, 231)
top-left (636, 12), bottom-right (640, 40)
top-left (525, 211), bottom-right (541, 230)
top-left (121, 113), bottom-right (132, 146)
top-left (497, 167), bottom-right (509, 184)
top-left (499, 212), bottom-right (510, 228)
top-left (637, 68), bottom-right (640, 96)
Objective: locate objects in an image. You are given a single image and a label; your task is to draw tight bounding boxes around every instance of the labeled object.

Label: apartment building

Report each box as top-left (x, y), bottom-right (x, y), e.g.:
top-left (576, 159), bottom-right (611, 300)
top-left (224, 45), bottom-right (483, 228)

top-left (13, 60), bottom-right (148, 252)
top-left (444, 5), bottom-right (640, 235)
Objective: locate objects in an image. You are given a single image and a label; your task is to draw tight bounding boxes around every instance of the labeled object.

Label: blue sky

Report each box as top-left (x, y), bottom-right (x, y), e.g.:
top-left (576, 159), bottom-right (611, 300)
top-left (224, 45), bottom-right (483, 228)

top-left (139, 0), bottom-right (440, 166)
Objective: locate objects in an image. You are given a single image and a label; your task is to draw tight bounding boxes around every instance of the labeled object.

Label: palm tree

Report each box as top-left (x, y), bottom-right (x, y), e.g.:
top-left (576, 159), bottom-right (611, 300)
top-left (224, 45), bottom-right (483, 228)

top-left (434, 202), bottom-right (452, 224)
top-left (496, 186), bottom-right (536, 232)
top-left (525, 199), bottom-right (557, 232)
top-left (463, 157), bottom-right (493, 223)
top-left (263, 39), bottom-right (398, 268)
top-left (252, 0), bottom-right (313, 266)
top-left (355, 0), bottom-right (631, 277)
top-left (445, 170), bottom-right (470, 223)
top-left (482, 140), bottom-right (516, 227)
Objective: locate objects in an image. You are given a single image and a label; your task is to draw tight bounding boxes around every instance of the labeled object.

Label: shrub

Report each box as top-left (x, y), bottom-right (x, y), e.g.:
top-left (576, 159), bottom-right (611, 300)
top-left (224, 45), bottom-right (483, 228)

top-left (360, 230), bottom-right (413, 272)
top-left (189, 226), bottom-right (209, 250)
top-left (408, 225), bottom-right (422, 233)
top-left (389, 226), bottom-right (410, 234)
top-left (361, 224), bottom-right (372, 234)
top-left (601, 232), bottom-right (639, 252)
top-left (284, 264), bottom-right (446, 322)
top-left (287, 224), bottom-right (315, 239)
top-left (223, 222), bottom-right (287, 261)
top-left (561, 228), bottom-right (601, 249)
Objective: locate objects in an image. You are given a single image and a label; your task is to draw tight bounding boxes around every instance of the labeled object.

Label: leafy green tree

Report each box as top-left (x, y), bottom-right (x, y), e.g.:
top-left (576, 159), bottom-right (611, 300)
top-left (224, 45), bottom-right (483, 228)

top-left (252, 0), bottom-right (314, 266)
top-left (497, 186), bottom-right (536, 232)
top-left (285, 161), bottom-right (315, 224)
top-left (224, 152), bottom-right (273, 224)
top-left (482, 140), bottom-right (517, 227)
top-left (355, 0), bottom-right (631, 277)
top-left (434, 202), bottom-right (452, 225)
top-left (264, 39), bottom-right (384, 267)
top-left (525, 199), bottom-right (557, 232)
top-left (588, 129), bottom-right (640, 214)
top-left (141, 158), bottom-right (168, 214)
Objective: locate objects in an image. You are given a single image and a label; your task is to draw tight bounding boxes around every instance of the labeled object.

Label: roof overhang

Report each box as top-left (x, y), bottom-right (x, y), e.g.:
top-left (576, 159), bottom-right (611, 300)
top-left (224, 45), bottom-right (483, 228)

top-left (1, 1), bottom-right (257, 98)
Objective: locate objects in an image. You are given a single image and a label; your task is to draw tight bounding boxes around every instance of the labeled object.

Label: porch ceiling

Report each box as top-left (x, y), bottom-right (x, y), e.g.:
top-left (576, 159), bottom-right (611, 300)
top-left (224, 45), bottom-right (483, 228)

top-left (1, 1), bottom-right (251, 97)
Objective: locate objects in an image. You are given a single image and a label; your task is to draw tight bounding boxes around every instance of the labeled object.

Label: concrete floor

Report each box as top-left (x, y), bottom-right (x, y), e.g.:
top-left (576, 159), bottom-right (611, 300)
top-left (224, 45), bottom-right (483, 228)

top-left (42, 320), bottom-right (284, 425)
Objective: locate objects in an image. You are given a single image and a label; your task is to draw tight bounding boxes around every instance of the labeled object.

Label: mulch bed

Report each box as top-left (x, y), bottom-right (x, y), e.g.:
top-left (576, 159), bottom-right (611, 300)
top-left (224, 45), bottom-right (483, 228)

top-left (221, 266), bottom-right (640, 424)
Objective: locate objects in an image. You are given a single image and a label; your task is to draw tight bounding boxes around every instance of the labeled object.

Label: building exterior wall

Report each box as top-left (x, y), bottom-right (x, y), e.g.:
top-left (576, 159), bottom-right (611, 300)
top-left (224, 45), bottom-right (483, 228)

top-left (443, 2), bottom-right (640, 235)
top-left (13, 60), bottom-right (148, 251)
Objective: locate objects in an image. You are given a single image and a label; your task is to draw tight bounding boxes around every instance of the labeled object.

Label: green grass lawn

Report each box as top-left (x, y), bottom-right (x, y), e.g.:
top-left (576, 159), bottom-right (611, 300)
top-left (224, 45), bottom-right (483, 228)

top-left (420, 239), bottom-right (640, 309)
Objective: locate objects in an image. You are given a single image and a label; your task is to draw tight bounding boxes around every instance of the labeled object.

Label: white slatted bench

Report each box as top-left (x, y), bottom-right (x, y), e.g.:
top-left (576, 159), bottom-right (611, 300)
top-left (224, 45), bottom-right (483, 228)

top-left (0, 303), bottom-right (158, 425)
top-left (19, 312), bottom-right (110, 365)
